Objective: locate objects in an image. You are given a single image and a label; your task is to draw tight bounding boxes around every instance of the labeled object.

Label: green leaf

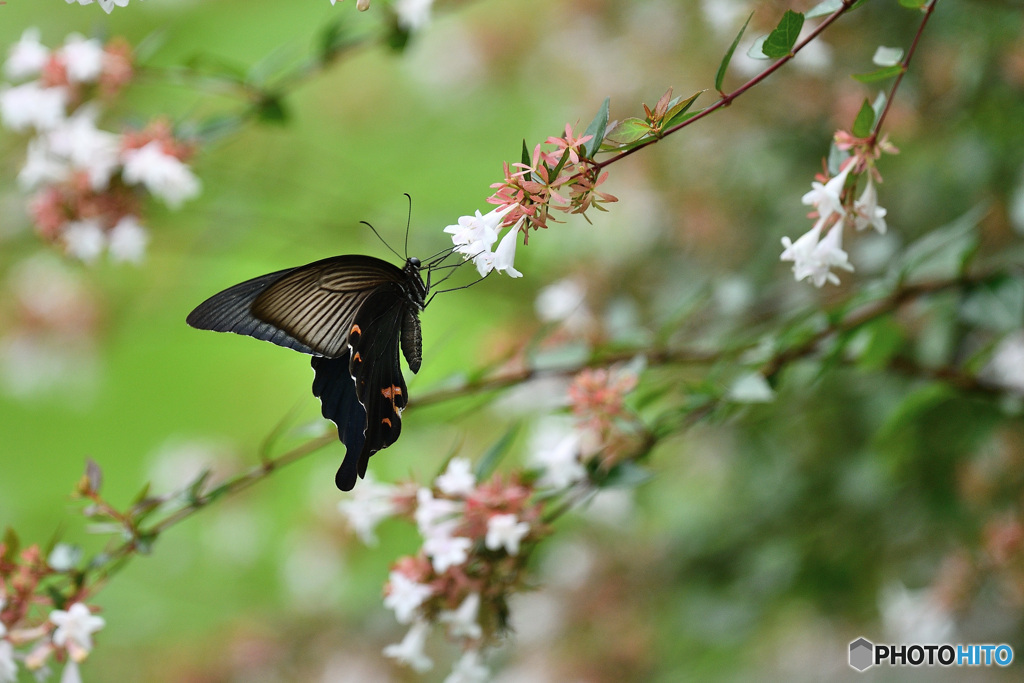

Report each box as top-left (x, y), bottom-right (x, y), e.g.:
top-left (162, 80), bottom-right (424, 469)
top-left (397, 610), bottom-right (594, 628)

top-left (2, 527), bottom-right (19, 564)
top-left (827, 142), bottom-right (849, 176)
top-left (762, 10), bottom-right (805, 59)
top-left (603, 117), bottom-right (653, 145)
top-left (896, 204), bottom-right (986, 284)
top-left (319, 17), bottom-right (348, 62)
top-left (664, 90), bottom-right (704, 128)
top-left (254, 94), bottom-right (288, 124)
top-left (806, 0), bottom-right (842, 18)
top-left (850, 318), bottom-right (906, 371)
top-left (474, 423), bottom-right (519, 481)
top-left (583, 97), bottom-right (610, 158)
top-left (852, 64), bottom-right (904, 83)
top-left (851, 98), bottom-right (876, 137)
top-left (872, 46), bottom-right (904, 67)
top-left (898, 0), bottom-right (927, 7)
top-left (871, 91), bottom-right (887, 120)
top-left (746, 36), bottom-right (770, 60)
top-left (715, 11), bottom-right (753, 91)
top-left (596, 461), bottom-right (655, 489)
top-left (960, 276), bottom-right (1024, 333)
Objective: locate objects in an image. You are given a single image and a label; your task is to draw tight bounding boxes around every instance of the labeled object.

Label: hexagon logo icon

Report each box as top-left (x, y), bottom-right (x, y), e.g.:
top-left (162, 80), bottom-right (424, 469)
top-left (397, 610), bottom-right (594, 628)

top-left (849, 637), bottom-right (874, 672)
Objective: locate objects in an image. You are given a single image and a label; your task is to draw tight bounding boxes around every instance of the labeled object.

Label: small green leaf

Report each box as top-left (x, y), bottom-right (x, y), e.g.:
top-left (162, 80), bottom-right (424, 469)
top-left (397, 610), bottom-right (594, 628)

top-left (851, 318), bottom-right (906, 371)
top-left (852, 64), bottom-right (905, 83)
top-left (2, 527), bottom-right (19, 563)
top-left (474, 423), bottom-right (519, 481)
top-left (583, 97), bottom-right (610, 158)
top-left (896, 204), bottom-right (986, 283)
top-left (715, 11), bottom-right (754, 91)
top-left (596, 461), bottom-right (655, 489)
top-left (746, 36), bottom-right (770, 60)
top-left (603, 117), bottom-right (653, 145)
top-left (319, 17), bottom-right (348, 62)
top-left (664, 90), bottom-right (704, 127)
top-left (827, 142), bottom-right (849, 176)
top-left (521, 139), bottom-right (531, 169)
top-left (762, 10), bottom-right (805, 59)
top-left (186, 469), bottom-right (212, 504)
top-left (960, 276), bottom-right (1024, 333)
top-left (852, 98), bottom-right (876, 138)
top-left (871, 91), bottom-right (887, 120)
top-left (254, 94), bottom-right (288, 124)
top-left (806, 0), bottom-right (843, 18)
top-left (872, 46), bottom-right (904, 66)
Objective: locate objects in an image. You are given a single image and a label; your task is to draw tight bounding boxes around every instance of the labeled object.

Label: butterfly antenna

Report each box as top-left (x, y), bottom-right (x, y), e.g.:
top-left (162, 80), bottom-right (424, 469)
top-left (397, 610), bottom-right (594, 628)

top-left (403, 193), bottom-right (413, 260)
top-left (427, 275), bottom-right (489, 306)
top-left (361, 220), bottom-right (403, 261)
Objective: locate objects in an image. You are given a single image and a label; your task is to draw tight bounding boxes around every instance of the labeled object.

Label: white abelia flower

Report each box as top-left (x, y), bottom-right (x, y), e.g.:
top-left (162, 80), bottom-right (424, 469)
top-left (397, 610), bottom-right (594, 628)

top-left (394, 0), bottom-right (434, 31)
top-left (65, 0), bottom-right (134, 14)
top-left (492, 222), bottom-right (524, 278)
top-left (47, 106), bottom-right (121, 190)
top-left (0, 640), bottom-right (16, 683)
top-left (530, 421), bottom-right (586, 490)
top-left (59, 34), bottom-right (105, 84)
top-left (107, 216), bottom-right (149, 264)
top-left (852, 176), bottom-right (888, 234)
top-left (445, 205), bottom-right (515, 277)
top-left (444, 649), bottom-right (489, 683)
top-left (438, 592), bottom-right (482, 640)
top-left (383, 571), bottom-right (434, 624)
top-left (414, 488), bottom-right (463, 537)
top-left (983, 330), bottom-right (1024, 395)
top-left (801, 163), bottom-right (852, 222)
top-left (60, 660), bottom-right (81, 683)
top-left (18, 138), bottom-right (69, 190)
top-left (780, 217), bottom-right (854, 287)
top-left (485, 513), bottom-right (530, 556)
top-left (49, 603), bottom-right (105, 661)
top-left (423, 530), bottom-right (472, 573)
top-left (727, 372), bottom-right (775, 403)
top-left (5, 28), bottom-right (50, 81)
top-left (383, 620), bottom-right (433, 673)
top-left (0, 82), bottom-right (68, 132)
top-left (63, 220), bottom-right (107, 264)
top-left (337, 473), bottom-right (398, 545)
top-left (435, 458), bottom-right (475, 497)
top-left (121, 141), bottom-right (201, 208)
top-left (535, 277), bottom-right (586, 323)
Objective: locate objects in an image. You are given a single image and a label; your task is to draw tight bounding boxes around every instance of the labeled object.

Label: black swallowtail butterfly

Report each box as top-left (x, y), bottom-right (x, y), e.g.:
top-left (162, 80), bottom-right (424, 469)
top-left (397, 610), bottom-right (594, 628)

top-left (186, 253), bottom-right (429, 491)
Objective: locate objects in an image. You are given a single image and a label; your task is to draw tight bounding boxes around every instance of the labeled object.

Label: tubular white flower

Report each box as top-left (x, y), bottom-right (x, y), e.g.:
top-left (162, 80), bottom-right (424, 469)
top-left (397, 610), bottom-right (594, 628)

top-left (5, 28), bottom-right (50, 81)
top-left (435, 457), bottom-right (476, 497)
top-left (18, 138), bottom-right (69, 190)
top-left (384, 571), bottom-right (434, 624)
top-left (395, 0), bottom-right (434, 31)
top-left (49, 603), bottom-right (105, 659)
top-left (530, 421), bottom-right (586, 490)
top-left (59, 34), bottom-right (105, 84)
top-left (0, 82), bottom-right (68, 132)
top-left (121, 141), bottom-right (201, 209)
top-left (414, 488), bottom-right (463, 536)
top-left (492, 222), bottom-right (524, 278)
top-left (63, 220), bottom-right (107, 263)
top-left (485, 513), bottom-right (530, 556)
top-left (383, 620), bottom-right (434, 673)
top-left (852, 176), bottom-right (888, 234)
top-left (337, 473), bottom-right (398, 545)
top-left (438, 592), bottom-right (482, 640)
top-left (801, 163), bottom-right (852, 222)
top-left (423, 530), bottom-right (472, 573)
top-left (47, 106), bottom-right (121, 190)
top-left (444, 649), bottom-right (489, 683)
top-left (108, 216), bottom-right (149, 264)
top-left (0, 641), bottom-right (16, 683)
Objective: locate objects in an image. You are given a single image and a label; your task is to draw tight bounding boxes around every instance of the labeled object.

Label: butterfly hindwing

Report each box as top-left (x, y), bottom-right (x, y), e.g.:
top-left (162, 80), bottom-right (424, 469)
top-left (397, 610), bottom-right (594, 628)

top-left (310, 352), bottom-right (368, 490)
top-left (334, 285), bottom-right (413, 490)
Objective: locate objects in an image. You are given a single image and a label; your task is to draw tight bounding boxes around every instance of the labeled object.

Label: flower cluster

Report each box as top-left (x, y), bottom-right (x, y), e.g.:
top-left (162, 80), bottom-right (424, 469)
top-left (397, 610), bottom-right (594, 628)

top-left (0, 542), bottom-right (106, 683)
top-left (780, 130), bottom-right (898, 287)
top-left (1, 29), bottom-right (201, 264)
top-left (444, 123), bottom-right (617, 279)
top-left (338, 463), bottom-right (545, 681)
top-left (568, 365), bottom-right (641, 461)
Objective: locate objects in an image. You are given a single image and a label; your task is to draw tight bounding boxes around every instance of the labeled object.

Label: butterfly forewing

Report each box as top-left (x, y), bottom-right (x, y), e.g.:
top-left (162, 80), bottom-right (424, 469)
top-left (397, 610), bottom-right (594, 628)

top-left (252, 255), bottom-right (406, 358)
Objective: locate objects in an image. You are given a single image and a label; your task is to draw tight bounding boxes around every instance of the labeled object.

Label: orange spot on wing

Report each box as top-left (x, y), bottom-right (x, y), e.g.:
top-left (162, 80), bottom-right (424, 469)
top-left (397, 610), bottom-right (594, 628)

top-left (381, 417), bottom-right (392, 427)
top-left (350, 324), bottom-right (362, 336)
top-left (353, 352), bottom-right (362, 362)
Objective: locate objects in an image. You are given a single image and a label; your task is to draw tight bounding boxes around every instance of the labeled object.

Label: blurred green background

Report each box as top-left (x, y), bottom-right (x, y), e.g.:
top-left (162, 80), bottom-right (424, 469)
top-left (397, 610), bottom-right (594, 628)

top-left (2, 0), bottom-right (1024, 681)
